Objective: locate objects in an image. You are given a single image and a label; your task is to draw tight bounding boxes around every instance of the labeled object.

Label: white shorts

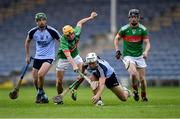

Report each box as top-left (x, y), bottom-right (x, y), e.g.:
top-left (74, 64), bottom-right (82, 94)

top-left (124, 55), bottom-right (147, 68)
top-left (56, 55), bottom-right (83, 71)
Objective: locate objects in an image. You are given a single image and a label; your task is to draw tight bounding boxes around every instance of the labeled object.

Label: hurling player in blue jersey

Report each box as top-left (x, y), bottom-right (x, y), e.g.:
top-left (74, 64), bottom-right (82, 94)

top-left (83, 52), bottom-right (130, 105)
top-left (25, 13), bottom-right (60, 103)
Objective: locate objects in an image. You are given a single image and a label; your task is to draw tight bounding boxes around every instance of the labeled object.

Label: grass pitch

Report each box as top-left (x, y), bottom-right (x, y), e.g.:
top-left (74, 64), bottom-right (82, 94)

top-left (0, 87), bottom-right (180, 118)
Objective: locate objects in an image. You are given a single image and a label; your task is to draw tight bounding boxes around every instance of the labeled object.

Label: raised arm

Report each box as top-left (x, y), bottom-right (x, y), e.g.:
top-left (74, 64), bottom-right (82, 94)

top-left (76, 12), bottom-right (98, 28)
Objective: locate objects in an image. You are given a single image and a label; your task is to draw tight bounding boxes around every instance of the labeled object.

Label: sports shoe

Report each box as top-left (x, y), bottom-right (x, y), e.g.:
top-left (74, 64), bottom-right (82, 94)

top-left (35, 91), bottom-right (49, 104)
top-left (52, 94), bottom-right (63, 105)
top-left (133, 90), bottom-right (139, 101)
top-left (142, 97), bottom-right (148, 102)
top-left (70, 88), bottom-right (77, 101)
top-left (95, 100), bottom-right (104, 106)
top-left (54, 101), bottom-right (63, 105)
top-left (35, 93), bottom-right (42, 103)
top-left (40, 94), bottom-right (49, 103)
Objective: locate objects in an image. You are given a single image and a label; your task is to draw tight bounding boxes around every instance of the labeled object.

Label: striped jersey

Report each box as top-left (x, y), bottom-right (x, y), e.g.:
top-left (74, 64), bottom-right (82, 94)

top-left (117, 24), bottom-right (148, 57)
top-left (28, 25), bottom-right (60, 60)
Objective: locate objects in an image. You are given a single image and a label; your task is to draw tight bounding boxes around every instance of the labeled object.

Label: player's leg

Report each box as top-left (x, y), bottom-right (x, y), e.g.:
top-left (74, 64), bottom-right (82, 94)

top-left (32, 59), bottom-right (46, 103)
top-left (137, 68), bottom-right (148, 101)
top-left (54, 70), bottom-right (65, 104)
top-left (129, 63), bottom-right (140, 101)
top-left (105, 73), bottom-right (130, 101)
top-left (124, 56), bottom-right (140, 101)
top-left (55, 59), bottom-right (68, 104)
top-left (110, 85), bottom-right (129, 101)
top-left (37, 61), bottom-right (52, 103)
top-left (135, 56), bottom-right (148, 101)
top-left (56, 70), bottom-right (64, 94)
top-left (32, 59), bottom-right (42, 91)
top-left (32, 68), bottom-right (38, 90)
top-left (38, 62), bottom-right (52, 89)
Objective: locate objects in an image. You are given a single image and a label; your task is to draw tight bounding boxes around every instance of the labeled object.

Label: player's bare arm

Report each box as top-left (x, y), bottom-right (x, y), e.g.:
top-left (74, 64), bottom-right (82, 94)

top-left (77, 12), bottom-right (98, 28)
top-left (64, 51), bottom-right (78, 71)
top-left (143, 38), bottom-right (150, 59)
top-left (113, 34), bottom-right (122, 51)
top-left (92, 77), bottom-right (106, 103)
top-left (25, 35), bottom-right (32, 64)
top-left (113, 34), bottom-right (122, 59)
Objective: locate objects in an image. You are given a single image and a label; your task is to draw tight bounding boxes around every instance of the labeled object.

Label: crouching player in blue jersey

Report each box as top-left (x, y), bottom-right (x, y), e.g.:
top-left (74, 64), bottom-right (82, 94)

top-left (83, 52), bottom-right (130, 106)
top-left (25, 13), bottom-right (60, 103)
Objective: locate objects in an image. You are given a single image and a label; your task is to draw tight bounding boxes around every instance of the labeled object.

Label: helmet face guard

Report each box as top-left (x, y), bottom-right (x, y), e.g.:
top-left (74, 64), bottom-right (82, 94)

top-left (35, 13), bottom-right (47, 21)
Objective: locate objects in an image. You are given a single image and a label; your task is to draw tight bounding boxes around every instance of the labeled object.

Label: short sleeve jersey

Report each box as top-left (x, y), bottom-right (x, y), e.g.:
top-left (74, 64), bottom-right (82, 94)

top-left (28, 25), bottom-right (60, 60)
top-left (117, 24), bottom-right (148, 57)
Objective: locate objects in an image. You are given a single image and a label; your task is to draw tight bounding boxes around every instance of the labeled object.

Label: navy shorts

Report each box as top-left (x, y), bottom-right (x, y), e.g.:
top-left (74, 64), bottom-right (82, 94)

top-left (93, 72), bottom-right (119, 89)
top-left (105, 73), bottom-right (119, 89)
top-left (33, 58), bottom-right (53, 70)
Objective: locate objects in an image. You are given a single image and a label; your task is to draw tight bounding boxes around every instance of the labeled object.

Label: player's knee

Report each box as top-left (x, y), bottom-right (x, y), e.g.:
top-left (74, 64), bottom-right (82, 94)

top-left (56, 78), bottom-right (63, 86)
top-left (33, 78), bottom-right (38, 84)
top-left (130, 71), bottom-right (138, 77)
top-left (32, 73), bottom-right (38, 79)
top-left (116, 92), bottom-right (128, 101)
top-left (38, 72), bottom-right (44, 79)
top-left (118, 95), bottom-right (128, 101)
top-left (131, 73), bottom-right (138, 80)
top-left (121, 98), bottom-right (128, 102)
top-left (140, 76), bottom-right (145, 81)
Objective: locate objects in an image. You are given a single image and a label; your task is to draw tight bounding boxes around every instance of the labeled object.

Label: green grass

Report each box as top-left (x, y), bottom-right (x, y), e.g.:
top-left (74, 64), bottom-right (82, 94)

top-left (0, 87), bottom-right (180, 118)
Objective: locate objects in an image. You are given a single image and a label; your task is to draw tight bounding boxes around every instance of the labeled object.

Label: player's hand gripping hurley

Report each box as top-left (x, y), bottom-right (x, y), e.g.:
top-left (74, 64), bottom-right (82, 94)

top-left (116, 50), bottom-right (130, 70)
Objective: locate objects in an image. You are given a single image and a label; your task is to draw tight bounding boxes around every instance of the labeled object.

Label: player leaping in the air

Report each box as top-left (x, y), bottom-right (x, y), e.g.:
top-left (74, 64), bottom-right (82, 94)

top-left (55, 12), bottom-right (98, 104)
top-left (113, 9), bottom-right (150, 101)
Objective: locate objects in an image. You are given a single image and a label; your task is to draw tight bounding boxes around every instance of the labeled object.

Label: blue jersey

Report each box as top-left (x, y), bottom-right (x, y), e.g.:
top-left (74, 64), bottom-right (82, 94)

top-left (86, 58), bottom-right (115, 78)
top-left (28, 25), bottom-right (60, 60)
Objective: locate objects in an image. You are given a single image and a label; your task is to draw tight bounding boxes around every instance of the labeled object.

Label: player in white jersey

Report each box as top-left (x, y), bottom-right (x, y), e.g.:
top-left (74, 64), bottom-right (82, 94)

top-left (25, 13), bottom-right (60, 103)
top-left (83, 52), bottom-right (130, 105)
